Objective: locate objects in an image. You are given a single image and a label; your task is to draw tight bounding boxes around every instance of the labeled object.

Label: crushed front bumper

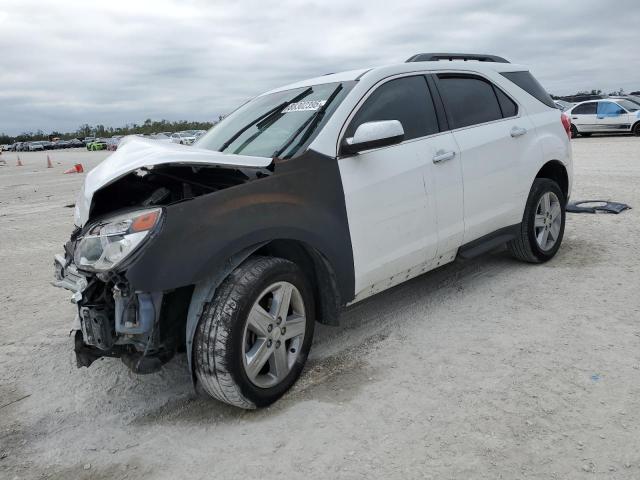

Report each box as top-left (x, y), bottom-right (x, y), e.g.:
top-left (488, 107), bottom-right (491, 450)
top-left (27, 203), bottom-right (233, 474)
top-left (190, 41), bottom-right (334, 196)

top-left (52, 253), bottom-right (170, 373)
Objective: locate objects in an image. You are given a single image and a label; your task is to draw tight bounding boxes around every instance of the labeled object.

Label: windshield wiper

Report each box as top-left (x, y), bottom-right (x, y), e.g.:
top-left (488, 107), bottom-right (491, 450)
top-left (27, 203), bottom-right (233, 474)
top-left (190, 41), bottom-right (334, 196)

top-left (219, 87), bottom-right (313, 153)
top-left (273, 83), bottom-right (343, 159)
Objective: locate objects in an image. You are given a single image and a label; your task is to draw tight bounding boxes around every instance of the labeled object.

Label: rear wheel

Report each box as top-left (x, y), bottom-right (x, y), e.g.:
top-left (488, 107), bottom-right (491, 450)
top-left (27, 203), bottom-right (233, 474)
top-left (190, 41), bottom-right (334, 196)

top-left (194, 256), bottom-right (315, 409)
top-left (633, 122), bottom-right (640, 136)
top-left (508, 178), bottom-right (566, 263)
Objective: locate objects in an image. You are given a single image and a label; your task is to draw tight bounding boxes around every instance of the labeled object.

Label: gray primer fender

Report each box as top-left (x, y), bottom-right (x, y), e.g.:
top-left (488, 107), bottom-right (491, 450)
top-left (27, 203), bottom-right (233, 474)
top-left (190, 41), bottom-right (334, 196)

top-left (184, 243), bottom-right (266, 382)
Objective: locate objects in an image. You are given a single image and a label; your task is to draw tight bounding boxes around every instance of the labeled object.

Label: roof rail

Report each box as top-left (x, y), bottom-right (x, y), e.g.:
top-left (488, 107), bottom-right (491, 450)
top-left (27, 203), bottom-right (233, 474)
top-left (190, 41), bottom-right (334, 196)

top-left (406, 53), bottom-right (510, 64)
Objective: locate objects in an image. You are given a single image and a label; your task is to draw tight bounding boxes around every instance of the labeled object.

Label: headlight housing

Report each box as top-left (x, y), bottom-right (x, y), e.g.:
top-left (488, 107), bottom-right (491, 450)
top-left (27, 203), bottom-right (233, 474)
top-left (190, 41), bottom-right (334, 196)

top-left (74, 208), bottom-right (162, 272)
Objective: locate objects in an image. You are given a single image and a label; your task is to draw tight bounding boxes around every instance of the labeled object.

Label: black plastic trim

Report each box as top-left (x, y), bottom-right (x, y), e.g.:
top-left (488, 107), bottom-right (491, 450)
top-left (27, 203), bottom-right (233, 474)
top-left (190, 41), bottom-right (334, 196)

top-left (457, 224), bottom-right (520, 259)
top-left (123, 149), bottom-right (356, 304)
top-left (425, 74), bottom-right (450, 132)
top-left (407, 53), bottom-right (509, 63)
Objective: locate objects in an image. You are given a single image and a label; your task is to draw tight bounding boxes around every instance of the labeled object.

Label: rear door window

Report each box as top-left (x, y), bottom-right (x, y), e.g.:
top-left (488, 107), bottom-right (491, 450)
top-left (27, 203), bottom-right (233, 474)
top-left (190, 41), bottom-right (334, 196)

top-left (345, 75), bottom-right (439, 141)
top-left (436, 75), bottom-right (503, 129)
top-left (572, 102), bottom-right (597, 115)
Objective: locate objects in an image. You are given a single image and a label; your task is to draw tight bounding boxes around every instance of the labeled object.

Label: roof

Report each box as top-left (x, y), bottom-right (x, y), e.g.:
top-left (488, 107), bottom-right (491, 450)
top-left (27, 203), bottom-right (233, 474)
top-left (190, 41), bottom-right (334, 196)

top-left (264, 59), bottom-right (529, 95)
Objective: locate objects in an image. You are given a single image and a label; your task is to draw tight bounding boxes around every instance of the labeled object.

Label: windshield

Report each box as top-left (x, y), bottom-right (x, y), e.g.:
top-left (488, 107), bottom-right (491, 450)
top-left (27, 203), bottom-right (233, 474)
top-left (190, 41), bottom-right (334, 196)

top-left (616, 99), bottom-right (639, 111)
top-left (196, 81), bottom-right (354, 158)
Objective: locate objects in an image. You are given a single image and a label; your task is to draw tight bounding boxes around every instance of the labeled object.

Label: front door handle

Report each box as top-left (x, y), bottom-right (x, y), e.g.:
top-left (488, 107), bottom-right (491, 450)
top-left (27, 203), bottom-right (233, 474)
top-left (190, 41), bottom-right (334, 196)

top-left (510, 126), bottom-right (527, 138)
top-left (572, 116), bottom-right (578, 120)
top-left (433, 150), bottom-right (456, 164)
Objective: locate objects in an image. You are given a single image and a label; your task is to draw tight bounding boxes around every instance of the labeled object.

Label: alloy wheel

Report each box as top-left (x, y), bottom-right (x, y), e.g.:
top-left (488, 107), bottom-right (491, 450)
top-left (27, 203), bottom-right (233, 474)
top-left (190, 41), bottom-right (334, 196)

top-left (242, 281), bottom-right (306, 388)
top-left (534, 191), bottom-right (562, 251)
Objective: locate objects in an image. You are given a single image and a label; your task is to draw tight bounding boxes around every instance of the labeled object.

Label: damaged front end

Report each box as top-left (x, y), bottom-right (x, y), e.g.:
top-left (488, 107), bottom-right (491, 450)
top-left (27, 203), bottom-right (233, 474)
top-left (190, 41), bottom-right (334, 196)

top-left (53, 137), bottom-right (272, 373)
top-left (53, 209), bottom-right (182, 373)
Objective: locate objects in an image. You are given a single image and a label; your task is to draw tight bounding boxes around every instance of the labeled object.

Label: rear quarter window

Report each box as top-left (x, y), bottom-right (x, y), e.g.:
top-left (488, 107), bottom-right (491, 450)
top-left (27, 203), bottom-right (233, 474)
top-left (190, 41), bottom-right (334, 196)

top-left (495, 88), bottom-right (518, 118)
top-left (500, 71), bottom-right (556, 109)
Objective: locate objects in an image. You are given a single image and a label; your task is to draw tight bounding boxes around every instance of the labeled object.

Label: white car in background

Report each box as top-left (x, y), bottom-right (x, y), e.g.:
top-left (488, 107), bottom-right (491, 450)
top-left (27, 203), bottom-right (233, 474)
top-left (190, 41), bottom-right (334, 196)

top-left (149, 133), bottom-right (172, 143)
top-left (170, 131), bottom-right (197, 145)
top-left (28, 141), bottom-right (46, 151)
top-left (566, 99), bottom-right (640, 137)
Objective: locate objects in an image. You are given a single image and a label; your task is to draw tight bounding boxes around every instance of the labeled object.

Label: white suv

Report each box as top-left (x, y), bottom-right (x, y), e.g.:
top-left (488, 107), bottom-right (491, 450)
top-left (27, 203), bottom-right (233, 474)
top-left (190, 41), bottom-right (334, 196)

top-left (169, 131), bottom-right (197, 145)
top-left (54, 53), bottom-right (572, 409)
top-left (567, 99), bottom-right (640, 137)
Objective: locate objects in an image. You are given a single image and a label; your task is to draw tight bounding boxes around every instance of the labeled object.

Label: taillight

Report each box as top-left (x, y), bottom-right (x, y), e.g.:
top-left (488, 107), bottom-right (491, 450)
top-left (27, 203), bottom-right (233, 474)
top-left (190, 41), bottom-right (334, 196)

top-left (561, 113), bottom-right (572, 139)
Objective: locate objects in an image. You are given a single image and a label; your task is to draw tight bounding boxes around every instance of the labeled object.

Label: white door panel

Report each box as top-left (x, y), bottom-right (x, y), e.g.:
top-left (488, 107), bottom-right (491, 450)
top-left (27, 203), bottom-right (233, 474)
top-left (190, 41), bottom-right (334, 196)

top-left (426, 133), bottom-right (464, 254)
top-left (569, 102), bottom-right (598, 133)
top-left (339, 140), bottom-right (437, 294)
top-left (454, 116), bottom-right (536, 243)
top-left (572, 113), bottom-right (598, 132)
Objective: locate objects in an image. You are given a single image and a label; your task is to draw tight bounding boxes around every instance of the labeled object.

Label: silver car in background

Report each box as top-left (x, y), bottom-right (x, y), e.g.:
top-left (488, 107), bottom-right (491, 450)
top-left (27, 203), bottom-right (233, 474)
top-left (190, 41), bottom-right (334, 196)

top-left (169, 131), bottom-right (197, 145)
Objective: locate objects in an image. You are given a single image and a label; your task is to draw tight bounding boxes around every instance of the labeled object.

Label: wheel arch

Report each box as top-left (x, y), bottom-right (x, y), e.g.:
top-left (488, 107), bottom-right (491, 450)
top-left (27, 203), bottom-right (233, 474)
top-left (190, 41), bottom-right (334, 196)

top-left (254, 239), bottom-right (342, 327)
top-left (535, 160), bottom-right (569, 201)
top-left (184, 237), bottom-right (343, 385)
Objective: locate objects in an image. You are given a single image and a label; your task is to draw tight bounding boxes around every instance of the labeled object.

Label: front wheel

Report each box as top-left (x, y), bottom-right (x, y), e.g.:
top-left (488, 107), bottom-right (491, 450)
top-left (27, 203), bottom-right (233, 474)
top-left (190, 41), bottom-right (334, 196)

top-left (194, 256), bottom-right (315, 409)
top-left (633, 123), bottom-right (640, 137)
top-left (508, 178), bottom-right (566, 263)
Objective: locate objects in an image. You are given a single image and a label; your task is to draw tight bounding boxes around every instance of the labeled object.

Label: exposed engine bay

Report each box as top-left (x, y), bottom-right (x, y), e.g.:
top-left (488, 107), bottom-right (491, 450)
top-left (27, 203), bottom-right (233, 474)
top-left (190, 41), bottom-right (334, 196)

top-left (90, 164), bottom-right (263, 219)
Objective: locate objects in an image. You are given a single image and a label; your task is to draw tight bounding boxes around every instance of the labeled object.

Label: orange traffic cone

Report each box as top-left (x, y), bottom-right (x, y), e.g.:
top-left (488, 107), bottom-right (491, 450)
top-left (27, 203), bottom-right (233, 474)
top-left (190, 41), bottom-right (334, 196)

top-left (63, 163), bottom-right (85, 174)
top-left (46, 155), bottom-right (53, 168)
top-left (16, 156), bottom-right (23, 166)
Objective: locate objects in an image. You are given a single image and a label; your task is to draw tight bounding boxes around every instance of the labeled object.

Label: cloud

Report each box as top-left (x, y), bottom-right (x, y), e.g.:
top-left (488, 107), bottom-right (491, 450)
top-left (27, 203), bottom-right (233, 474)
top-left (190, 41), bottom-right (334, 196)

top-left (0, 0), bottom-right (637, 135)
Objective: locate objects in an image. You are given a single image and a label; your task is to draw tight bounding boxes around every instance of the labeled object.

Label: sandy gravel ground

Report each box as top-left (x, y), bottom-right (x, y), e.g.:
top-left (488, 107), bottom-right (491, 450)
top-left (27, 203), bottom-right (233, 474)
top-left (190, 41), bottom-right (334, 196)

top-left (1, 137), bottom-right (639, 479)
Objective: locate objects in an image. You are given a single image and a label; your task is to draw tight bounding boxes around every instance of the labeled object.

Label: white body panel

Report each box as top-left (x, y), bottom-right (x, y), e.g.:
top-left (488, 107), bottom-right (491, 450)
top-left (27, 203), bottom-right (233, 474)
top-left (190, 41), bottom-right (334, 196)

top-left (339, 131), bottom-right (463, 297)
top-left (454, 113), bottom-right (537, 241)
top-left (338, 139), bottom-right (438, 294)
top-left (309, 60), bottom-right (572, 300)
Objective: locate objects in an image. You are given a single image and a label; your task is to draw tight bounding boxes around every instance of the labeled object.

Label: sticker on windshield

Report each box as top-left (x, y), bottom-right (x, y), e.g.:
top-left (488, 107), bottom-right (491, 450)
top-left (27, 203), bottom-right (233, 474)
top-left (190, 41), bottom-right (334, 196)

top-left (282, 100), bottom-right (326, 113)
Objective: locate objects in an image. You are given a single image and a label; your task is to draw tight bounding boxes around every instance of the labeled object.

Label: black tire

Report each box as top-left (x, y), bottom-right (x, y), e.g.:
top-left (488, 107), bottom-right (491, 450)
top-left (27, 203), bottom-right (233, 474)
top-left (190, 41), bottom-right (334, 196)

top-left (508, 178), bottom-right (566, 263)
top-left (570, 124), bottom-right (578, 138)
top-left (633, 122), bottom-right (640, 137)
top-left (194, 256), bottom-right (315, 409)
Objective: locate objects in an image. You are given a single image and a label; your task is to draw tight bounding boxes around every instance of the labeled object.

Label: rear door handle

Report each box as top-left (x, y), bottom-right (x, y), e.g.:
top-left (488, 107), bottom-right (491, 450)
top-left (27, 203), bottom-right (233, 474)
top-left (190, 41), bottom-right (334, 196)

top-left (433, 150), bottom-right (456, 164)
top-left (510, 126), bottom-right (527, 138)
top-left (572, 116), bottom-right (578, 120)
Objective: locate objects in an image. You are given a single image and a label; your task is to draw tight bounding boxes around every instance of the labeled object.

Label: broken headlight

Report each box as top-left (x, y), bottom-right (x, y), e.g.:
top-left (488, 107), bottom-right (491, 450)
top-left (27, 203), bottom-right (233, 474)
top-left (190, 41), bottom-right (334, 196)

top-left (74, 208), bottom-right (162, 271)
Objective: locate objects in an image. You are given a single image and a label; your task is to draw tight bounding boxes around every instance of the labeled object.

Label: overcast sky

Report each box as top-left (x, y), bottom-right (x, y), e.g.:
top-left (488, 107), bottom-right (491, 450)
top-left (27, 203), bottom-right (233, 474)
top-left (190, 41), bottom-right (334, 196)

top-left (0, 0), bottom-right (638, 135)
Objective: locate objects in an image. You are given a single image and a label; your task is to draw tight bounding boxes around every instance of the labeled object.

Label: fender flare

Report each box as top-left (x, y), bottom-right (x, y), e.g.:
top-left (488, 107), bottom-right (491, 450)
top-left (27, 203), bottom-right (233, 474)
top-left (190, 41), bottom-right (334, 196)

top-left (184, 242), bottom-right (268, 385)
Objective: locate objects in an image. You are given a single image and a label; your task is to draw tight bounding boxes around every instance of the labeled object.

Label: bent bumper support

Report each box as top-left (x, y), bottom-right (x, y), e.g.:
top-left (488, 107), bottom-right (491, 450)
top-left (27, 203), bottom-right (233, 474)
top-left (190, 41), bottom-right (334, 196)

top-left (54, 254), bottom-right (168, 373)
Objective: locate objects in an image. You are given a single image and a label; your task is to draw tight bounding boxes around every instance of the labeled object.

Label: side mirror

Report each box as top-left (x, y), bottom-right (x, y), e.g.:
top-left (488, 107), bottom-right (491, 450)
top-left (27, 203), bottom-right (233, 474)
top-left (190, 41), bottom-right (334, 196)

top-left (341, 120), bottom-right (405, 155)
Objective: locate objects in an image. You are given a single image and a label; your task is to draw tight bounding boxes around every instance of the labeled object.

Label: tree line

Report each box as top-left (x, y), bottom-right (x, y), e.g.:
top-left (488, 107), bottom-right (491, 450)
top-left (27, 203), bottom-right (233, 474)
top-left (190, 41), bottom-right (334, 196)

top-left (551, 88), bottom-right (639, 101)
top-left (0, 117), bottom-right (224, 145)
